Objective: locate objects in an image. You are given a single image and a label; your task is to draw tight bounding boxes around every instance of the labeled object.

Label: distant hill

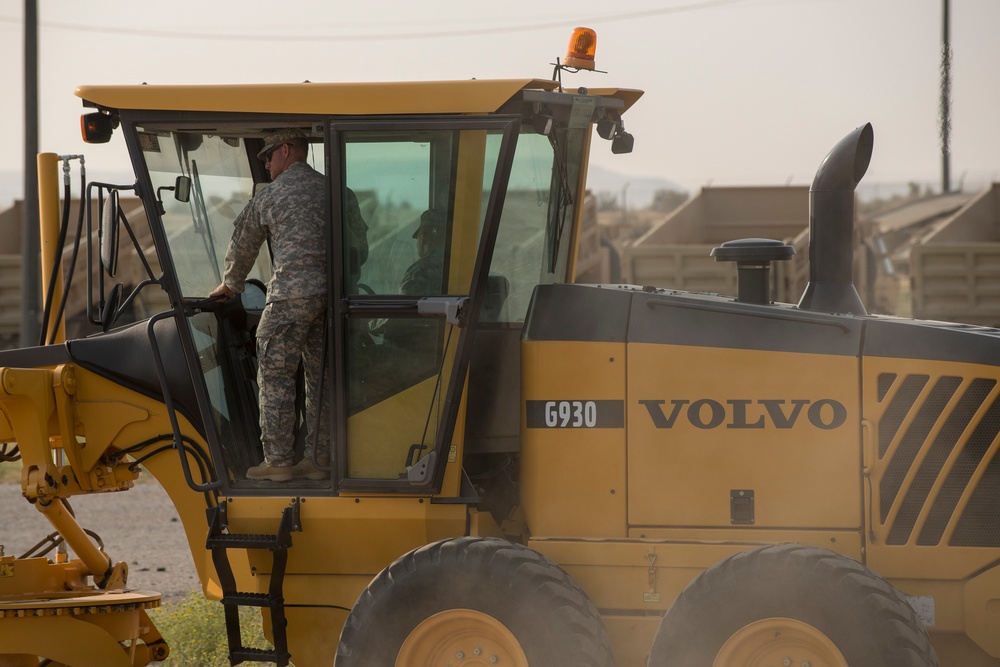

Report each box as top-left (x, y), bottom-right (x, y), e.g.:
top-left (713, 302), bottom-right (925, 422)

top-left (584, 165), bottom-right (686, 209)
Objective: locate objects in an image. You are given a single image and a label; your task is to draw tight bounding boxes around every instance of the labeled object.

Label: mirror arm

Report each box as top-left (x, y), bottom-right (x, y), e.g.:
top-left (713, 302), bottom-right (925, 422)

top-left (155, 185), bottom-right (174, 215)
top-left (116, 278), bottom-right (161, 317)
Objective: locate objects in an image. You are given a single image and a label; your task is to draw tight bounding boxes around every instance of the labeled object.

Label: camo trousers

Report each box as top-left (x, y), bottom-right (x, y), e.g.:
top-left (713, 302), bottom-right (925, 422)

top-left (256, 294), bottom-right (330, 466)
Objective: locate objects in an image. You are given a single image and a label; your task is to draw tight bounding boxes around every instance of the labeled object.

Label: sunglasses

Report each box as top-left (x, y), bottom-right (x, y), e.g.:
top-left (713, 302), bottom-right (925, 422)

top-left (263, 142), bottom-right (289, 162)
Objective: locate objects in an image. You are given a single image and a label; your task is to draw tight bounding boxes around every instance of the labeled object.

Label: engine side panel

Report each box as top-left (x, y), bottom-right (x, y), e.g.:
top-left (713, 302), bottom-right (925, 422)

top-left (624, 288), bottom-right (864, 531)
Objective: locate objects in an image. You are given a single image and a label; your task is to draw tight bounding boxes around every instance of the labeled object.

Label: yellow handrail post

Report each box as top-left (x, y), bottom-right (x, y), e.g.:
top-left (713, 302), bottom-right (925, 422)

top-left (37, 152), bottom-right (66, 345)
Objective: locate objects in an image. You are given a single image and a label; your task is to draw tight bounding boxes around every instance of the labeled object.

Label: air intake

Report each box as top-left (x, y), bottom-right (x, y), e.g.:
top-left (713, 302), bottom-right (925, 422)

top-left (711, 238), bottom-right (794, 305)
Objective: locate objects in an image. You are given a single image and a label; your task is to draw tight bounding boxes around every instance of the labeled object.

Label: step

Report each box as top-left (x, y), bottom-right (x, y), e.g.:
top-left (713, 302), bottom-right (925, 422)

top-left (222, 592), bottom-right (282, 608)
top-left (207, 532), bottom-right (289, 550)
top-left (229, 646), bottom-right (290, 666)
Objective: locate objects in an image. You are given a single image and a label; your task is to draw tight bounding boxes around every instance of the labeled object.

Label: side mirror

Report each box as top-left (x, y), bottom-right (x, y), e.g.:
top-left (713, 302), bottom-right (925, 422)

top-left (100, 189), bottom-right (121, 278)
top-left (156, 175), bottom-right (192, 214)
top-left (174, 175), bottom-right (191, 203)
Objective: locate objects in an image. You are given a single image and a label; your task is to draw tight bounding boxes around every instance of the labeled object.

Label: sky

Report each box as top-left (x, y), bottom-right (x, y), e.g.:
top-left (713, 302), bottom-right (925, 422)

top-left (1, 0), bottom-right (999, 204)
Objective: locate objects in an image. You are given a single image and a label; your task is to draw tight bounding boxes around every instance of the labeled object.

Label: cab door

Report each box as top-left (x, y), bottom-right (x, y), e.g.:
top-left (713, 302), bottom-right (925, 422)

top-left (328, 118), bottom-right (519, 493)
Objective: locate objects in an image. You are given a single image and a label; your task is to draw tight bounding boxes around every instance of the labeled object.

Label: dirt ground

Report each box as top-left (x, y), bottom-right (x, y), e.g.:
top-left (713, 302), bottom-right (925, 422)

top-left (0, 478), bottom-right (201, 605)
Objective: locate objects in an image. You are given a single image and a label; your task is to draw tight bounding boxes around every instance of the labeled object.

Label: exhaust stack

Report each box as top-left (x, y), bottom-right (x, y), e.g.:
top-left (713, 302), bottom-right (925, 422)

top-left (797, 123), bottom-right (873, 315)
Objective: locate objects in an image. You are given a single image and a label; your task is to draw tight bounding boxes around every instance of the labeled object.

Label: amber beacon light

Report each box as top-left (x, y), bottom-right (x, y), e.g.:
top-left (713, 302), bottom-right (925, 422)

top-left (564, 27), bottom-right (597, 70)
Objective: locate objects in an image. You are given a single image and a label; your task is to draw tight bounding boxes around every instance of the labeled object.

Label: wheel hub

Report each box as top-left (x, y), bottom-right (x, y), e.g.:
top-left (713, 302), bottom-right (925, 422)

top-left (396, 609), bottom-right (529, 667)
top-left (713, 617), bottom-right (849, 667)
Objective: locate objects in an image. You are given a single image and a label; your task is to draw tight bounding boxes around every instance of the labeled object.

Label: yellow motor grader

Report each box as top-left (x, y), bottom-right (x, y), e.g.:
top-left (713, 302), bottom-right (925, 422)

top-left (0, 29), bottom-right (996, 667)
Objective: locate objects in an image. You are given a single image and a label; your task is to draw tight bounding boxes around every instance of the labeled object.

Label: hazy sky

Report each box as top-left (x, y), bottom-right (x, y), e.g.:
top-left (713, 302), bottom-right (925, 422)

top-left (1, 0), bottom-right (998, 196)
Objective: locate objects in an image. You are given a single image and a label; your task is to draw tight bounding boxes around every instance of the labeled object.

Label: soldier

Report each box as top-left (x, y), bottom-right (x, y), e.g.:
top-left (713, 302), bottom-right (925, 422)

top-left (374, 209), bottom-right (449, 389)
top-left (210, 129), bottom-right (366, 482)
top-left (400, 209), bottom-right (446, 295)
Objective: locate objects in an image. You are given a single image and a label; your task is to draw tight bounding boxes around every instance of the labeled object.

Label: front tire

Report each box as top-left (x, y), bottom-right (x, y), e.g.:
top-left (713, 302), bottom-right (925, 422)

top-left (336, 536), bottom-right (614, 667)
top-left (648, 543), bottom-right (938, 667)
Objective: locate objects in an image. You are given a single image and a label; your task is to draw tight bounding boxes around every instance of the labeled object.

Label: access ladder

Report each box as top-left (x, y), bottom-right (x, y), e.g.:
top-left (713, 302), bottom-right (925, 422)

top-left (206, 499), bottom-right (301, 666)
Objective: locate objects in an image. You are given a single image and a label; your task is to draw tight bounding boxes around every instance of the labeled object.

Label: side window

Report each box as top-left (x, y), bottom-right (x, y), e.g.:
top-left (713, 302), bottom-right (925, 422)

top-left (334, 124), bottom-right (513, 483)
top-left (341, 131), bottom-right (456, 415)
top-left (344, 138), bottom-right (446, 296)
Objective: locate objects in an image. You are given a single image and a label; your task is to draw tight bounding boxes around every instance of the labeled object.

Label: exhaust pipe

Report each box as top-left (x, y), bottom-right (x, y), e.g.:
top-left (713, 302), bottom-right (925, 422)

top-left (797, 122), bottom-right (873, 315)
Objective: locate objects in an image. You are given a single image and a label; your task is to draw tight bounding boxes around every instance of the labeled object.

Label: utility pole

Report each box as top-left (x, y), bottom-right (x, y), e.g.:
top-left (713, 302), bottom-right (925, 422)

top-left (21, 0), bottom-right (40, 347)
top-left (940, 0), bottom-right (951, 194)
top-left (621, 182), bottom-right (630, 228)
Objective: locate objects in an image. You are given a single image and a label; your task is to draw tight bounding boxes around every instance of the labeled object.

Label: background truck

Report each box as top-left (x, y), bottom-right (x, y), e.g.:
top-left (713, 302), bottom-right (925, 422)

top-left (619, 184), bottom-right (811, 299)
top-left (910, 183), bottom-right (1000, 325)
top-left (0, 32), bottom-right (996, 667)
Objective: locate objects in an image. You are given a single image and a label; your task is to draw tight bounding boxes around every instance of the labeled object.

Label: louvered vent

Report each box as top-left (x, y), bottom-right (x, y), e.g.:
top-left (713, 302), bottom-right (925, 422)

top-left (876, 373), bottom-right (1000, 547)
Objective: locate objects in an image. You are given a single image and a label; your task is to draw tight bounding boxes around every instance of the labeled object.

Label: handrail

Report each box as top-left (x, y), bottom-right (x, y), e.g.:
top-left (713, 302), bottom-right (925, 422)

top-left (145, 310), bottom-right (222, 492)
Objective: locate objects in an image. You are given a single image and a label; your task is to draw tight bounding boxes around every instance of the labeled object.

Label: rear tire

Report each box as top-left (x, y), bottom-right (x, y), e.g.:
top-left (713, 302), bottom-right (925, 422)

top-left (336, 536), bottom-right (614, 666)
top-left (648, 543), bottom-right (938, 667)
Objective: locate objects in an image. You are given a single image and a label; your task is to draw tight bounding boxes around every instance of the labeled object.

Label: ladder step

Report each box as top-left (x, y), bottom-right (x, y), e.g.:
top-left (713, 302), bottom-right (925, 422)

top-left (207, 532), bottom-right (287, 550)
top-left (206, 500), bottom-right (300, 667)
top-left (222, 592), bottom-right (281, 608)
top-left (229, 646), bottom-right (290, 665)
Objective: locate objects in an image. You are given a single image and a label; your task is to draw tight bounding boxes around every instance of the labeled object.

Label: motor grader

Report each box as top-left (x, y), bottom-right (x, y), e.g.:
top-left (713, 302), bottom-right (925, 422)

top-left (0, 30), bottom-right (997, 667)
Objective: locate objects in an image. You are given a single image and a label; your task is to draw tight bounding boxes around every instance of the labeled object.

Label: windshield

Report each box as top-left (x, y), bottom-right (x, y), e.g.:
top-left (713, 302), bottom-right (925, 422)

top-left (136, 128), bottom-right (325, 298)
top-left (133, 122), bottom-right (581, 318)
top-left (487, 126), bottom-right (585, 322)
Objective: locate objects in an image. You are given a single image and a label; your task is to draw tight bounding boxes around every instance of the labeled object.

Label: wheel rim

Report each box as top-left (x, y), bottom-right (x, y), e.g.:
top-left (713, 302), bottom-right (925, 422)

top-left (396, 608), bottom-right (529, 667)
top-left (713, 617), bottom-right (849, 667)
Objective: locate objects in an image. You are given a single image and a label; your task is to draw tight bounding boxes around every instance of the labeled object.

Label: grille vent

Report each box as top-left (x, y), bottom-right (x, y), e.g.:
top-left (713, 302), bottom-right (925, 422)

top-left (876, 373), bottom-right (1000, 547)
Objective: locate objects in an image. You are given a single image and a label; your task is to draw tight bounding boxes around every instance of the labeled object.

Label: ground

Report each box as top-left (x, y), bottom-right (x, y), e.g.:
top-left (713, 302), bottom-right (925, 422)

top-left (0, 478), bottom-right (200, 604)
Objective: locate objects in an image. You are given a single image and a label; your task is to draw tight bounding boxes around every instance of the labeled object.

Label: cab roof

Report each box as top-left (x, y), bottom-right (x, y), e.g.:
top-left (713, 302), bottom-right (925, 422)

top-left (77, 79), bottom-right (643, 116)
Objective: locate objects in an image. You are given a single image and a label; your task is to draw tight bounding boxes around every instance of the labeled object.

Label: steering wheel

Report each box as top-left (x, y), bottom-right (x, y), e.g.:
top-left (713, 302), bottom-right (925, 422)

top-left (182, 295), bottom-right (226, 312)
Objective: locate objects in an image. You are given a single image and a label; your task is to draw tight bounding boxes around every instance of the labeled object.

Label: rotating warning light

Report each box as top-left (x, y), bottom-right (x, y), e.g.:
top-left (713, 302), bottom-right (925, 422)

top-left (564, 27), bottom-right (597, 70)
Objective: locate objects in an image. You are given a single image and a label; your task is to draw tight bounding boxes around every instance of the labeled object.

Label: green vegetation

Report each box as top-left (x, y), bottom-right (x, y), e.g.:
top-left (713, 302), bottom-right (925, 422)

top-left (149, 592), bottom-right (273, 666)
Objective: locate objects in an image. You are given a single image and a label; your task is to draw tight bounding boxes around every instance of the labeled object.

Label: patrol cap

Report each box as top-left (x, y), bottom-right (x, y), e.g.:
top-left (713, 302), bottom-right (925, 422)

top-left (413, 209), bottom-right (445, 239)
top-left (257, 128), bottom-right (308, 160)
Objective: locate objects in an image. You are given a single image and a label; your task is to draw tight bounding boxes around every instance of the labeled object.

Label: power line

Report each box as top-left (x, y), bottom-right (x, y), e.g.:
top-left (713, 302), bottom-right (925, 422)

top-left (0, 0), bottom-right (751, 42)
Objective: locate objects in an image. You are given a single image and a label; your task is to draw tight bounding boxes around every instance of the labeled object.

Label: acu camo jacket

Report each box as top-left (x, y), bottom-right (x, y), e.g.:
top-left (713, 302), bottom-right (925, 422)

top-left (223, 161), bottom-right (327, 302)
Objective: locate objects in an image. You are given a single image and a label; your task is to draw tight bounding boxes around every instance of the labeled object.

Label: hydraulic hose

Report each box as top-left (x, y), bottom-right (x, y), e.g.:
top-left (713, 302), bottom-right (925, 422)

top-left (38, 154), bottom-right (86, 346)
top-left (49, 158), bottom-right (88, 344)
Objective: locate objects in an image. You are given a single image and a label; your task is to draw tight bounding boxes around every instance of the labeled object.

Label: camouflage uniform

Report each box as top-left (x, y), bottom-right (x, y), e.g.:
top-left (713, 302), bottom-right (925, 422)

top-left (223, 161), bottom-right (330, 466)
top-left (400, 209), bottom-right (446, 295)
top-left (255, 295), bottom-right (328, 466)
top-left (379, 211), bottom-right (447, 387)
top-left (342, 188), bottom-right (370, 294)
top-left (400, 247), bottom-right (445, 295)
